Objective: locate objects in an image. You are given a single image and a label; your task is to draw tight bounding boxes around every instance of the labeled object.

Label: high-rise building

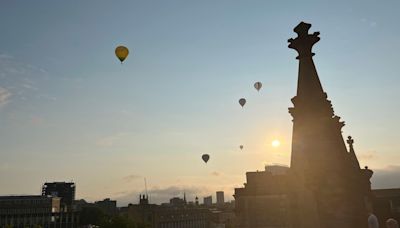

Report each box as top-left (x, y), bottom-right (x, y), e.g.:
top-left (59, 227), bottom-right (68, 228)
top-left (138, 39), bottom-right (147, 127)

top-left (203, 196), bottom-right (212, 206)
top-left (216, 191), bottom-right (224, 206)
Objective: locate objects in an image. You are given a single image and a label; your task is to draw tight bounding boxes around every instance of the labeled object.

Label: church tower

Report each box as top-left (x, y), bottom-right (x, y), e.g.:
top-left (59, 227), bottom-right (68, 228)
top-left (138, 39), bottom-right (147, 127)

top-left (287, 22), bottom-right (373, 228)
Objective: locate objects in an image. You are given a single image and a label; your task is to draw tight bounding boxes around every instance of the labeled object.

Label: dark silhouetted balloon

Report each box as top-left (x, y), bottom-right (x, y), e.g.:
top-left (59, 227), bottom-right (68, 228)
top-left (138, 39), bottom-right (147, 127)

top-left (115, 46), bottom-right (129, 63)
top-left (202, 154), bottom-right (210, 163)
top-left (254, 82), bottom-right (262, 91)
top-left (240, 145), bottom-right (244, 150)
top-left (239, 98), bottom-right (246, 107)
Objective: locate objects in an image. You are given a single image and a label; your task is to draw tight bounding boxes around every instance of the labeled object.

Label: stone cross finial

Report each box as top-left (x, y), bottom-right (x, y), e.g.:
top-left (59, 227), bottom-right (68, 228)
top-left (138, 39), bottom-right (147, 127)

top-left (346, 136), bottom-right (354, 147)
top-left (288, 22), bottom-right (320, 59)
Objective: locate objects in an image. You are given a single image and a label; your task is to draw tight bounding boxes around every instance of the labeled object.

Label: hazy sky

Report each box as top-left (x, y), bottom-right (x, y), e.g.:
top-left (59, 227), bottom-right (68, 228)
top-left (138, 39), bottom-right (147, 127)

top-left (1, 0), bottom-right (400, 205)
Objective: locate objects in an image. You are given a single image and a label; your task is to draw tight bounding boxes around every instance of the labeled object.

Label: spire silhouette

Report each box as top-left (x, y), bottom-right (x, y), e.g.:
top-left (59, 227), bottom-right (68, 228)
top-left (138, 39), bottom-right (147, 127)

top-left (288, 22), bottom-right (372, 228)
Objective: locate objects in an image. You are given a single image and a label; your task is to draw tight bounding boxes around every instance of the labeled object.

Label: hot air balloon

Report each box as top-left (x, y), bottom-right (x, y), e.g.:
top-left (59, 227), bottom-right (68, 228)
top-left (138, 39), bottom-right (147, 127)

top-left (240, 145), bottom-right (244, 150)
top-left (115, 46), bottom-right (129, 63)
top-left (202, 154), bottom-right (210, 163)
top-left (254, 82), bottom-right (262, 92)
top-left (239, 98), bottom-right (246, 108)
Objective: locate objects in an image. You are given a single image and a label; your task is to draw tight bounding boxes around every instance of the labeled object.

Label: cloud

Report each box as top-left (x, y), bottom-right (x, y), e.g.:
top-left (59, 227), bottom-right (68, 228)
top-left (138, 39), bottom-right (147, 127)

top-left (123, 174), bottom-right (142, 182)
top-left (211, 171), bottom-right (221, 176)
top-left (360, 18), bottom-right (378, 28)
top-left (115, 185), bottom-right (210, 206)
top-left (371, 165), bottom-right (400, 189)
top-left (95, 132), bottom-right (131, 147)
top-left (31, 116), bottom-right (44, 125)
top-left (0, 87), bottom-right (11, 108)
top-left (357, 151), bottom-right (377, 161)
top-left (0, 53), bottom-right (53, 104)
top-left (0, 54), bottom-right (13, 60)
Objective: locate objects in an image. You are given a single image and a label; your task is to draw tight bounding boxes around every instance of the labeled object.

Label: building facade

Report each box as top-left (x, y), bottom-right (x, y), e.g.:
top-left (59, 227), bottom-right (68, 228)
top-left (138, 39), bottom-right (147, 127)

top-left (42, 182), bottom-right (76, 212)
top-left (235, 166), bottom-right (290, 228)
top-left (372, 188), bottom-right (400, 227)
top-left (216, 192), bottom-right (224, 207)
top-left (152, 207), bottom-right (211, 228)
top-left (203, 196), bottom-right (212, 207)
top-left (0, 195), bottom-right (76, 228)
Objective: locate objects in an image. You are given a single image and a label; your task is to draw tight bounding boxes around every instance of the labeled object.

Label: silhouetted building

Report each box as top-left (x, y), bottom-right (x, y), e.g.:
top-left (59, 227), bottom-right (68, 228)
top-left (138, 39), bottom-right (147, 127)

top-left (0, 195), bottom-right (77, 227)
top-left (42, 182), bottom-right (76, 212)
top-left (372, 188), bottom-right (400, 227)
top-left (152, 207), bottom-right (211, 228)
top-left (265, 164), bottom-right (289, 175)
top-left (94, 198), bottom-right (117, 215)
top-left (169, 197), bottom-right (186, 207)
top-left (0, 195), bottom-right (60, 227)
top-left (119, 194), bottom-right (157, 226)
top-left (209, 208), bottom-right (236, 228)
top-left (235, 22), bottom-right (374, 228)
top-left (216, 191), bottom-right (224, 207)
top-left (204, 196), bottom-right (212, 206)
top-left (235, 165), bottom-right (290, 227)
top-left (139, 194), bottom-right (149, 205)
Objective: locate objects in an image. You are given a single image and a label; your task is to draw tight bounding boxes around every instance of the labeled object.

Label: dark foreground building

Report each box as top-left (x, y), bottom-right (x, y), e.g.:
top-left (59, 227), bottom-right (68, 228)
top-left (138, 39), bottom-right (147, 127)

top-left (0, 195), bottom-right (60, 227)
top-left (0, 195), bottom-right (78, 227)
top-left (372, 188), bottom-right (400, 227)
top-left (235, 165), bottom-right (290, 227)
top-left (42, 182), bottom-right (76, 212)
top-left (235, 22), bottom-right (374, 228)
top-left (152, 207), bottom-right (211, 228)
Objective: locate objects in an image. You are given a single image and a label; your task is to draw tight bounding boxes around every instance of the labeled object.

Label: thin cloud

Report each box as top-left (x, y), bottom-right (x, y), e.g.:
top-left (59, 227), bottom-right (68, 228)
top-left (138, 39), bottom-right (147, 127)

top-left (95, 132), bottom-right (131, 147)
top-left (0, 87), bottom-right (11, 108)
top-left (123, 174), bottom-right (142, 182)
top-left (0, 54), bottom-right (13, 60)
top-left (0, 54), bottom-right (52, 103)
top-left (211, 171), bottom-right (221, 176)
top-left (358, 151), bottom-right (377, 161)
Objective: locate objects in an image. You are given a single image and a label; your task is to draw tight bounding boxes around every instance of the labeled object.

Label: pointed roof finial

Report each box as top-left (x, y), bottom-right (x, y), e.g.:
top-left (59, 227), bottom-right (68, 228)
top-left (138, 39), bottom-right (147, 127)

top-left (347, 136), bottom-right (354, 149)
top-left (346, 136), bottom-right (360, 169)
top-left (288, 22), bottom-right (320, 59)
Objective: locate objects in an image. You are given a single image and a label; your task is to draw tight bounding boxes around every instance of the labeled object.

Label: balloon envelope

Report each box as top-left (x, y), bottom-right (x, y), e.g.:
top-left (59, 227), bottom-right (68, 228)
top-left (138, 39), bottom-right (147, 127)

top-left (240, 145), bottom-right (244, 150)
top-left (239, 98), bottom-right (246, 107)
top-left (115, 46), bottom-right (129, 63)
top-left (202, 154), bottom-right (210, 163)
top-left (254, 82), bottom-right (262, 91)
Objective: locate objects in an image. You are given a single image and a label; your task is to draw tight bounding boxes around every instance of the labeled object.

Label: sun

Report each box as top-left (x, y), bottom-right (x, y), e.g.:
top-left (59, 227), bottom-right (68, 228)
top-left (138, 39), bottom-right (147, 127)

top-left (272, 140), bottom-right (281, 148)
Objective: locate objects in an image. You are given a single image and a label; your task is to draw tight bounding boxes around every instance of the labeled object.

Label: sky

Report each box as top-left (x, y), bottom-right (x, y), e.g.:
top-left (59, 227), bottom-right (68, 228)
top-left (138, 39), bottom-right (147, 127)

top-left (1, 0), bottom-right (400, 206)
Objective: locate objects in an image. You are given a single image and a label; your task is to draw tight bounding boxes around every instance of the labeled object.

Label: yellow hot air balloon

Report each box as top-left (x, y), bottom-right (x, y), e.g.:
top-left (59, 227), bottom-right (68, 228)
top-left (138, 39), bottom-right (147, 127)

top-left (115, 46), bottom-right (129, 63)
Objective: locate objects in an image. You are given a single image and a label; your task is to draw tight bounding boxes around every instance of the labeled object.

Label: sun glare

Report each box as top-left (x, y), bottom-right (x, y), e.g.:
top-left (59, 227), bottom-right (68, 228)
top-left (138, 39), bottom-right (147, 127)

top-left (272, 140), bottom-right (281, 148)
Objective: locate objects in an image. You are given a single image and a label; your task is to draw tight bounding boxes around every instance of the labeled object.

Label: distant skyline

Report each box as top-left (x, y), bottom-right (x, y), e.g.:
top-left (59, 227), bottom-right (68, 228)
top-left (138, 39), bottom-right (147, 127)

top-left (1, 0), bottom-right (400, 206)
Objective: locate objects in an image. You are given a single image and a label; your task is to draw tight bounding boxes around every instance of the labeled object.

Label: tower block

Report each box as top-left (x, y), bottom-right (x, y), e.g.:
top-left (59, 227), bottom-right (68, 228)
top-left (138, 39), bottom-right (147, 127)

top-left (287, 22), bottom-right (373, 228)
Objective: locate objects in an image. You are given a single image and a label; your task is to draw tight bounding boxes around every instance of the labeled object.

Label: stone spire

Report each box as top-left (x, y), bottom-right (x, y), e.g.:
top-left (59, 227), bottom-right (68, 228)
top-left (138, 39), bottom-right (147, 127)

top-left (288, 22), bottom-right (370, 228)
top-left (288, 22), bottom-right (349, 173)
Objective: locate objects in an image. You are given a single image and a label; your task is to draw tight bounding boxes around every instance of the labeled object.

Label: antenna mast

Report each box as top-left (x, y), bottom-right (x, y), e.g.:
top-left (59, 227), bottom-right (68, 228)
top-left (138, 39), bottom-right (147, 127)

top-left (144, 178), bottom-right (148, 197)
